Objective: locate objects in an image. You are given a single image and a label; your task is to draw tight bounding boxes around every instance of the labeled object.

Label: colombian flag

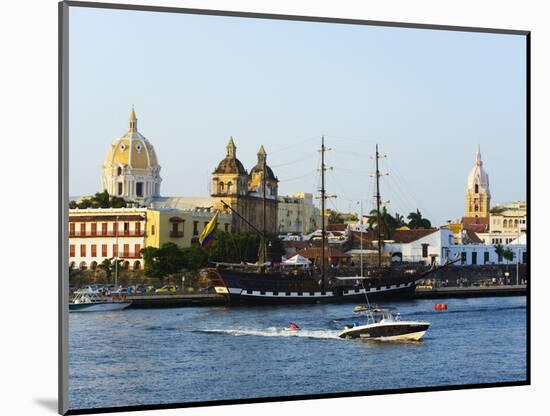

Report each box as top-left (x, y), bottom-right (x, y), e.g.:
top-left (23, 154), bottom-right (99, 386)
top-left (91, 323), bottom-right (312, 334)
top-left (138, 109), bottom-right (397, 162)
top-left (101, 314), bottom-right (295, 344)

top-left (198, 211), bottom-right (219, 250)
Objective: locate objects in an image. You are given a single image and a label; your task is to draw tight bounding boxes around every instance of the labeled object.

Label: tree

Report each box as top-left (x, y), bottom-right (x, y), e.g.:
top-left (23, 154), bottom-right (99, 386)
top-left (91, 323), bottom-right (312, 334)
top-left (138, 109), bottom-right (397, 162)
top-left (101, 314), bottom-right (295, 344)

top-left (141, 243), bottom-right (187, 278)
top-left (502, 248), bottom-right (516, 263)
top-left (494, 244), bottom-right (505, 264)
top-left (393, 213), bottom-right (406, 227)
top-left (97, 257), bottom-right (123, 279)
top-left (407, 209), bottom-right (432, 229)
top-left (69, 190), bottom-right (129, 209)
top-left (368, 206), bottom-right (397, 238)
top-left (328, 210), bottom-right (344, 224)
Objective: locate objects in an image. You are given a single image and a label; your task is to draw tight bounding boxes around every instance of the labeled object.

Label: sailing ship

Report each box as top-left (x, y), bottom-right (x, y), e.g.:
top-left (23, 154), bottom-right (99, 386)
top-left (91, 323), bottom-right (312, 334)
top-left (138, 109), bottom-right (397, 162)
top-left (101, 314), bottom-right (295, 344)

top-left (202, 138), bottom-right (455, 305)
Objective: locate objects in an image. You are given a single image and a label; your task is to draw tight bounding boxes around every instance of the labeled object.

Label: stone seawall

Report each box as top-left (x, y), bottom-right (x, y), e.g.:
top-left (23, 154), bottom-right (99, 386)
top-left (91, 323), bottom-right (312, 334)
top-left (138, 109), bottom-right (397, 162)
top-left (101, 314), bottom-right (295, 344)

top-left (428, 264), bottom-right (527, 285)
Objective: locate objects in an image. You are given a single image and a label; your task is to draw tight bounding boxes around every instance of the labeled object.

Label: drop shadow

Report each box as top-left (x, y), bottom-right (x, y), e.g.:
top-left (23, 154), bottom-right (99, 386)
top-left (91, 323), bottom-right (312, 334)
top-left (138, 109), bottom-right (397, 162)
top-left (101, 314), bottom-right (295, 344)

top-left (34, 398), bottom-right (58, 413)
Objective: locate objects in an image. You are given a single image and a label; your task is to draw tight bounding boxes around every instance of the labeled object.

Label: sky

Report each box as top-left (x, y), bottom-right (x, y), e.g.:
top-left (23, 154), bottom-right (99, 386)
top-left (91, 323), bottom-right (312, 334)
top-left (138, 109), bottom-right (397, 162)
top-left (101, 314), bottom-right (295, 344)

top-left (68, 6), bottom-right (527, 226)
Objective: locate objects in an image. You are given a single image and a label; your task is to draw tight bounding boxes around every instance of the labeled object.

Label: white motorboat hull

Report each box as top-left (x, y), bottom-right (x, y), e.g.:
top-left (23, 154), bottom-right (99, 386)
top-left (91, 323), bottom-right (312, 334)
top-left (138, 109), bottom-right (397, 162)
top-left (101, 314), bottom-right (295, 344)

top-left (338, 321), bottom-right (430, 341)
top-left (69, 301), bottom-right (131, 312)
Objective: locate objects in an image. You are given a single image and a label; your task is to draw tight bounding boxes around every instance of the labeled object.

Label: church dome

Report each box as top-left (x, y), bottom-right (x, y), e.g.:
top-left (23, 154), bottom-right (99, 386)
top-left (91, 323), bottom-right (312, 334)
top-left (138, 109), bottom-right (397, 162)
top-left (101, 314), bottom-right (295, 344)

top-left (214, 137), bottom-right (247, 175)
top-left (101, 108), bottom-right (162, 200)
top-left (467, 145), bottom-right (490, 197)
top-left (250, 145), bottom-right (277, 180)
top-left (103, 107), bottom-right (160, 171)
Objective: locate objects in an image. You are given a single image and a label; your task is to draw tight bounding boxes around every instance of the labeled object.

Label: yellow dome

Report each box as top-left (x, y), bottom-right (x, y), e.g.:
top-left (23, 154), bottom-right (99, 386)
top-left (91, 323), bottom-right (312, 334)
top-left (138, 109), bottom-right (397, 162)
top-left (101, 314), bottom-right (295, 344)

top-left (103, 108), bottom-right (160, 171)
top-left (101, 108), bottom-right (162, 200)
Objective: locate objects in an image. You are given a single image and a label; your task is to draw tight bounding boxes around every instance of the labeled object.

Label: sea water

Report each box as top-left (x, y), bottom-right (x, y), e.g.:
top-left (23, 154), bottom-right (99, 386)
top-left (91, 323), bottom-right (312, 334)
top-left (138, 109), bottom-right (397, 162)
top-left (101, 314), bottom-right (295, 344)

top-left (69, 296), bottom-right (527, 410)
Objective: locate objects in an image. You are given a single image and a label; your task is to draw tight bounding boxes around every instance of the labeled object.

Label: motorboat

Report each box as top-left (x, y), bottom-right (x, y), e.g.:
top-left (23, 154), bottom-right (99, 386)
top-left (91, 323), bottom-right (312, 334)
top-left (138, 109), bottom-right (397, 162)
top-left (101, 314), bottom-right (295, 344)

top-left (339, 307), bottom-right (430, 341)
top-left (69, 289), bottom-right (131, 312)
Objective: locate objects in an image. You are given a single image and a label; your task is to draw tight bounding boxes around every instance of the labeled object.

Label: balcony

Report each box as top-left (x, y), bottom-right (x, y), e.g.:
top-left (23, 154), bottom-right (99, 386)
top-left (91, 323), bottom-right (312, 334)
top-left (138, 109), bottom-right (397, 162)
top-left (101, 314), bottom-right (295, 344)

top-left (170, 230), bottom-right (184, 238)
top-left (69, 230), bottom-right (145, 238)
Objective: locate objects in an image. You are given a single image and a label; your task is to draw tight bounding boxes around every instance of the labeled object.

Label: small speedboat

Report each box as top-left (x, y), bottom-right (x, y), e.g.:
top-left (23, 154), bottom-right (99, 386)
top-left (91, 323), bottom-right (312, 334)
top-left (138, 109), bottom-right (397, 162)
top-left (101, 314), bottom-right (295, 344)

top-left (69, 289), bottom-right (131, 312)
top-left (339, 308), bottom-right (429, 341)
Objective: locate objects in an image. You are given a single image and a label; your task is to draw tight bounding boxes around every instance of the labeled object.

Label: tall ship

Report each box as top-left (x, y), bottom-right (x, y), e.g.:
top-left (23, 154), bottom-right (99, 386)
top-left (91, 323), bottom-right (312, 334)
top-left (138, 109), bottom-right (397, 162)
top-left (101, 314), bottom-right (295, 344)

top-left (201, 138), bottom-right (454, 305)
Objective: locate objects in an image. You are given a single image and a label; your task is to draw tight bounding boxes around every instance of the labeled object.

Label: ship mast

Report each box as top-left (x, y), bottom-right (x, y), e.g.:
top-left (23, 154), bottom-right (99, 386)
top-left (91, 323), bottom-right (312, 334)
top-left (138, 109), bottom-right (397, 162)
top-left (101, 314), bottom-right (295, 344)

top-left (318, 136), bottom-right (335, 289)
top-left (262, 153), bottom-right (268, 263)
top-left (375, 144), bottom-right (383, 268)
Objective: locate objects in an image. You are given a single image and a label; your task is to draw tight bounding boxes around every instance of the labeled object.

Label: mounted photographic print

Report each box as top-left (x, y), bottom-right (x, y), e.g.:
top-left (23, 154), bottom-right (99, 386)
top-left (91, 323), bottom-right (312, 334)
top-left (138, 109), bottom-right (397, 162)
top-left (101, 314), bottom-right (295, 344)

top-left (59, 1), bottom-right (529, 414)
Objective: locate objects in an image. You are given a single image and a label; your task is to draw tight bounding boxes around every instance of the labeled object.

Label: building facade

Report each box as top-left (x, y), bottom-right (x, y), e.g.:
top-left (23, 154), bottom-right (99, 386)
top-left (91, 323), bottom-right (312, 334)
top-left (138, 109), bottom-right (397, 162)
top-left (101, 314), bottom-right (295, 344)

top-left (145, 208), bottom-right (232, 249)
top-left (102, 108), bottom-right (162, 203)
top-left (277, 192), bottom-right (321, 234)
top-left (477, 201), bottom-right (527, 244)
top-left (211, 138), bottom-right (278, 234)
top-left (69, 208), bottom-right (147, 271)
top-left (69, 207), bottom-right (232, 270)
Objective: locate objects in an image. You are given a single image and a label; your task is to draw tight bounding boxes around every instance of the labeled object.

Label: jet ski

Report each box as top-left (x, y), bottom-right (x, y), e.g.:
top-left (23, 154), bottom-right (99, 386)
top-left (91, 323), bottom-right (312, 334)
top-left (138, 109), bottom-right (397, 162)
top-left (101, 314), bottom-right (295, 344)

top-left (284, 322), bottom-right (300, 333)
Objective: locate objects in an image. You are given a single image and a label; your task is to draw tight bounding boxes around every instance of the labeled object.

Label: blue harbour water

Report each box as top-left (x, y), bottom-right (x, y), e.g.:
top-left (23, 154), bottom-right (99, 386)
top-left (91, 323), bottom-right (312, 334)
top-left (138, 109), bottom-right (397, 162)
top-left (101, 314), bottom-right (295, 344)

top-left (69, 296), bottom-right (527, 410)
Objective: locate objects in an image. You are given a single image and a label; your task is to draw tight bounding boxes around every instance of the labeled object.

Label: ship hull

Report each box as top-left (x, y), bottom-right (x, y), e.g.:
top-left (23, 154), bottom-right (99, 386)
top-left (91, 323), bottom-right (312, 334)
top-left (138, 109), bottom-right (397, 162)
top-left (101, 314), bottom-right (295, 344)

top-left (204, 267), bottom-right (418, 305)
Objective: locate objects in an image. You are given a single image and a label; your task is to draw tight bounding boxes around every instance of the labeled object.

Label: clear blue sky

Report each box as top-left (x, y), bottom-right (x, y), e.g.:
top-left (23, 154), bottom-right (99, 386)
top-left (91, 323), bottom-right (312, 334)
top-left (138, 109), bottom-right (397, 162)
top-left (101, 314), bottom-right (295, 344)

top-left (69, 6), bottom-right (526, 226)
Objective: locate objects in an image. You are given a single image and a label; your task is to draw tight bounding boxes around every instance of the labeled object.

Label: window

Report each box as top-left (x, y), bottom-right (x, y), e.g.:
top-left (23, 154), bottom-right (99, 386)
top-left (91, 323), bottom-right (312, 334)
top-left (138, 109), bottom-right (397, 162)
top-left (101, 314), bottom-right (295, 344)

top-left (471, 251), bottom-right (477, 265)
top-left (80, 245), bottom-right (86, 257)
top-left (112, 244), bottom-right (118, 257)
top-left (101, 223), bottom-right (108, 235)
top-left (118, 182), bottom-right (123, 195)
top-left (117, 167), bottom-right (122, 176)
top-left (136, 182), bottom-right (143, 197)
top-left (123, 244), bottom-right (130, 257)
top-left (135, 222), bottom-right (141, 235)
top-left (151, 224), bottom-right (155, 235)
top-left (461, 252), bottom-right (466, 264)
top-left (80, 223), bottom-right (86, 235)
top-left (421, 243), bottom-right (429, 258)
top-left (91, 223), bottom-right (97, 236)
top-left (69, 223), bottom-right (75, 236)
top-left (135, 244), bottom-right (141, 256)
top-left (227, 182), bottom-right (232, 194)
top-left (113, 222), bottom-right (118, 236)
top-left (193, 221), bottom-right (199, 236)
top-left (123, 222), bottom-right (130, 235)
top-left (91, 244), bottom-right (97, 257)
top-left (69, 244), bottom-right (75, 257)
top-left (522, 252), bottom-right (527, 264)
top-left (102, 244), bottom-right (108, 257)
top-left (484, 251), bottom-right (489, 264)
top-left (475, 184), bottom-right (479, 194)
top-left (219, 182), bottom-right (225, 193)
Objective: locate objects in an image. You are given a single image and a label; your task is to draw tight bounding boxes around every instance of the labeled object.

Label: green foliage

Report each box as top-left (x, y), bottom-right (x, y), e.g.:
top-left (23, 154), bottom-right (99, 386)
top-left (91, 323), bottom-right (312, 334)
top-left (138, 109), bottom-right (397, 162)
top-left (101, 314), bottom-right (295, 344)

top-left (494, 244), bottom-right (505, 263)
top-left (97, 257), bottom-right (123, 279)
top-left (368, 206), bottom-right (396, 238)
top-left (502, 247), bottom-right (516, 262)
top-left (490, 206), bottom-right (507, 214)
top-left (407, 209), bottom-right (432, 229)
top-left (140, 243), bottom-right (209, 279)
top-left (327, 210), bottom-right (344, 224)
top-left (207, 231), bottom-right (284, 263)
top-left (69, 190), bottom-right (128, 209)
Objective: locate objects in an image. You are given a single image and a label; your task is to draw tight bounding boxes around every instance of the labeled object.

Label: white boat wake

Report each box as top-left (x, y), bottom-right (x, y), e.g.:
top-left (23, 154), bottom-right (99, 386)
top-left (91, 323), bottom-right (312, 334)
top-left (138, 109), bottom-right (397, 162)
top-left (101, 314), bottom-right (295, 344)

top-left (197, 327), bottom-right (341, 340)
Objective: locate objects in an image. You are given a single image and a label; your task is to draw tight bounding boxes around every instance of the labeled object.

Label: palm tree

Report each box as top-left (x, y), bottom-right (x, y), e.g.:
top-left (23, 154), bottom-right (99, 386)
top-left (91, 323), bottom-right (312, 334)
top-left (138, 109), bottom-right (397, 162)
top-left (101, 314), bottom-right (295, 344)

top-left (407, 209), bottom-right (432, 229)
top-left (394, 213), bottom-right (406, 227)
top-left (368, 206), bottom-right (397, 238)
top-left (494, 244), bottom-right (505, 264)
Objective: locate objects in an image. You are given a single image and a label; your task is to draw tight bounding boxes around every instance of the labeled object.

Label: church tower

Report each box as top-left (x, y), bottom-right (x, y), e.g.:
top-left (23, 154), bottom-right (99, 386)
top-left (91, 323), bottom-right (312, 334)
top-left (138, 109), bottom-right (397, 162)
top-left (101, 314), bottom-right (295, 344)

top-left (211, 137), bottom-right (249, 231)
top-left (465, 145), bottom-right (490, 218)
top-left (102, 107), bottom-right (162, 202)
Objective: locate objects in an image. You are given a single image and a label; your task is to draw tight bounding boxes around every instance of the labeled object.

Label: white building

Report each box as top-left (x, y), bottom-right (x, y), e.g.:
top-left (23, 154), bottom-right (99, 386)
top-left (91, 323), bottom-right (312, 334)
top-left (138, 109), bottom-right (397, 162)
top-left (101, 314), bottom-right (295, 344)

top-left (277, 192), bottom-right (321, 234)
top-left (383, 228), bottom-right (527, 266)
top-left (69, 208), bottom-right (147, 271)
top-left (477, 201), bottom-right (527, 245)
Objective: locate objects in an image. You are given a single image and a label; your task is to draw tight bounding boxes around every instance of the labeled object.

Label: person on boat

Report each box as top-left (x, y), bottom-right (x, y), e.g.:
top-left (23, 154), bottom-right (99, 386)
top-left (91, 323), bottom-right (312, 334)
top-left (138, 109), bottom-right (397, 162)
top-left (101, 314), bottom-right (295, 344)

top-left (289, 322), bottom-right (300, 331)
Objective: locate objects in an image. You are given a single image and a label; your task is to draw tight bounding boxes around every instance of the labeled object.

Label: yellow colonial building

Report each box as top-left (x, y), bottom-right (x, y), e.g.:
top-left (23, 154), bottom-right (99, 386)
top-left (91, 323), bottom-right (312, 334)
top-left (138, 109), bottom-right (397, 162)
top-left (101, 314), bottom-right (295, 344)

top-left (145, 208), bottom-right (231, 249)
top-left (68, 207), bottom-right (231, 270)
